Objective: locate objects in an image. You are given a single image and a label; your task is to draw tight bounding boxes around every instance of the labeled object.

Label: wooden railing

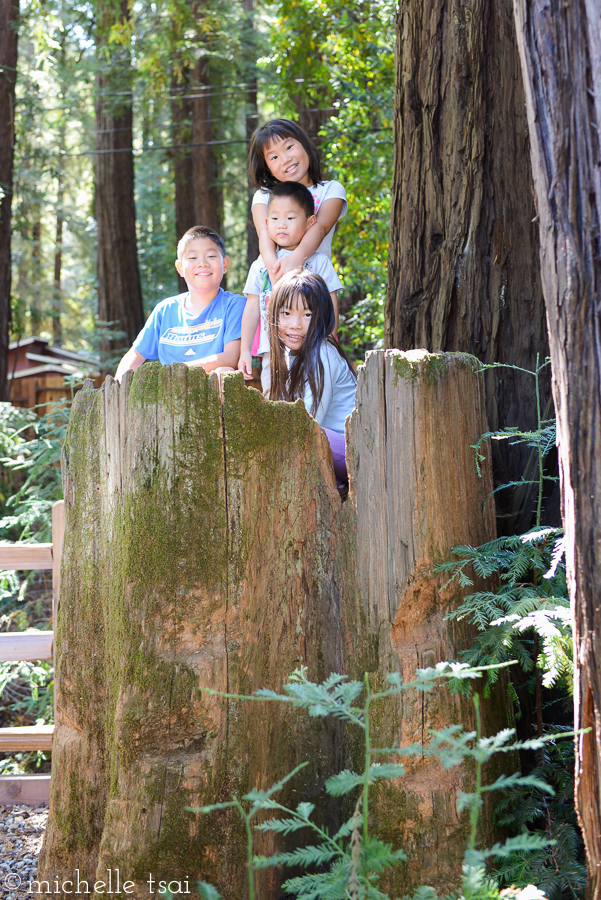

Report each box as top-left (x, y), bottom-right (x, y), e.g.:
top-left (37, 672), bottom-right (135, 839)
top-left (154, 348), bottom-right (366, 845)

top-left (0, 499), bottom-right (64, 805)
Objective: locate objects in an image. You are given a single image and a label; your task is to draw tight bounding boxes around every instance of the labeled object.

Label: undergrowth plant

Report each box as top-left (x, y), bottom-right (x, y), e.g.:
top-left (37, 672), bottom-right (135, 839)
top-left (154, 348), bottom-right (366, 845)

top-left (0, 376), bottom-right (82, 542)
top-left (0, 383), bottom-right (80, 767)
top-left (192, 663), bottom-right (562, 900)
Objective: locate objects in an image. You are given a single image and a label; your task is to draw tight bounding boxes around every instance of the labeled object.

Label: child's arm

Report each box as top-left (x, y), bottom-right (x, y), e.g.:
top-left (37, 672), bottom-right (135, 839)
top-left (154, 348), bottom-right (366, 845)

top-left (115, 347), bottom-right (147, 383)
top-left (253, 203), bottom-right (278, 277)
top-left (187, 339), bottom-right (241, 372)
top-left (273, 198), bottom-right (345, 281)
top-left (238, 295), bottom-right (261, 380)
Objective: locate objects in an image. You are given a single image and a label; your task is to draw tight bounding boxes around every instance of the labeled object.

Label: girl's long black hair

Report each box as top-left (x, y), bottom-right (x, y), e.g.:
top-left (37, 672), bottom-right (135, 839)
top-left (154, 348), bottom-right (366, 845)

top-left (247, 119), bottom-right (323, 191)
top-left (268, 270), bottom-right (356, 415)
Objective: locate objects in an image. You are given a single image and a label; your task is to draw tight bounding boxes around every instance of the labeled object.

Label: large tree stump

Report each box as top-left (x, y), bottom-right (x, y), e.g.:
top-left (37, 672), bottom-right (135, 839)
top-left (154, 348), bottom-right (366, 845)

top-left (347, 349), bottom-right (507, 894)
top-left (39, 352), bottom-right (509, 898)
top-left (38, 364), bottom-right (355, 899)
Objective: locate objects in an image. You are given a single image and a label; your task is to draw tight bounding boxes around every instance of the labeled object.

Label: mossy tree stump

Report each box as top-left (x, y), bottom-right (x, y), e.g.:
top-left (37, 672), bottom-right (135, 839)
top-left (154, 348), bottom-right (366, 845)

top-left (38, 364), bottom-right (356, 899)
top-left (39, 352), bottom-right (510, 898)
top-left (346, 349), bottom-right (509, 894)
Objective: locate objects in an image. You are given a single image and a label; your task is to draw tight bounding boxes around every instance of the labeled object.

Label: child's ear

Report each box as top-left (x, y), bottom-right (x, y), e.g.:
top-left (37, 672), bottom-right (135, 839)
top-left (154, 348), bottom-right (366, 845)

top-left (175, 258), bottom-right (183, 276)
top-left (307, 214), bottom-right (317, 228)
top-left (223, 255), bottom-right (230, 274)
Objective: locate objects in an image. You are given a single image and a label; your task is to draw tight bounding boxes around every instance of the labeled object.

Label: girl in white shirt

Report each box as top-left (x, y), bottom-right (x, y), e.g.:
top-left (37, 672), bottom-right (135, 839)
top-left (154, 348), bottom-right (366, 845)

top-left (248, 118), bottom-right (347, 284)
top-left (268, 270), bottom-right (357, 490)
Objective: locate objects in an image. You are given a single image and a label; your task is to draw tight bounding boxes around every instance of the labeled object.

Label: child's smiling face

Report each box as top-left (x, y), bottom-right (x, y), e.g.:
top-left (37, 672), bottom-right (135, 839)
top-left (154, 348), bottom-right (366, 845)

top-left (266, 196), bottom-right (316, 251)
top-left (277, 295), bottom-right (312, 353)
top-left (264, 136), bottom-right (312, 186)
top-left (175, 237), bottom-right (228, 301)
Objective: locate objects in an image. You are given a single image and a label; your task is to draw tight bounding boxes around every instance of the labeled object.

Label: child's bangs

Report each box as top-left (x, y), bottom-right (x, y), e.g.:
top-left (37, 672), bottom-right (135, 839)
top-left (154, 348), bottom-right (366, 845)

top-left (257, 121), bottom-right (298, 155)
top-left (281, 285), bottom-right (314, 314)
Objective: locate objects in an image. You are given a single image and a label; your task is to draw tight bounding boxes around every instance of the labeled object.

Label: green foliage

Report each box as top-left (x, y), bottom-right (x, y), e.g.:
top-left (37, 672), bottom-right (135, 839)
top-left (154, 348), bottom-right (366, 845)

top-left (493, 738), bottom-right (586, 899)
top-left (192, 664), bottom-right (559, 900)
top-left (0, 384), bottom-right (78, 541)
top-left (441, 528), bottom-right (571, 696)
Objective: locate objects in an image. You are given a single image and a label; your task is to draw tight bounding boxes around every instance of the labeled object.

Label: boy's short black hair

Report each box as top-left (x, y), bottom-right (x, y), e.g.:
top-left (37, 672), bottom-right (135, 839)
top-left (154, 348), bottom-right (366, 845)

top-left (267, 182), bottom-right (315, 219)
top-left (247, 119), bottom-right (322, 191)
top-left (177, 226), bottom-right (227, 260)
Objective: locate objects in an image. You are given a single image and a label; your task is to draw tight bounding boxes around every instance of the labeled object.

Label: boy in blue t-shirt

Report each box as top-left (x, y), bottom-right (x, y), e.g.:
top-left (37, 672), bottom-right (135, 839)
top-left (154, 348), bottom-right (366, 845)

top-left (115, 226), bottom-right (246, 382)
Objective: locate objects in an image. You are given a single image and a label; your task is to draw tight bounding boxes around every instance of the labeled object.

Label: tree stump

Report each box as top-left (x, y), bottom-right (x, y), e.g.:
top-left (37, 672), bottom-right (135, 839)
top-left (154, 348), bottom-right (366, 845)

top-left (39, 352), bottom-right (510, 898)
top-left (38, 364), bottom-right (355, 899)
top-left (346, 349), bottom-right (507, 894)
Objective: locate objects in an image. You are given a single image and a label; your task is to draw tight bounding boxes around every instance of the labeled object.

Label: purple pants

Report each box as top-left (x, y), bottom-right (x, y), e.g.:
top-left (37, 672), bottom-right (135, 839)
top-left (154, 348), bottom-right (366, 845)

top-left (322, 427), bottom-right (348, 489)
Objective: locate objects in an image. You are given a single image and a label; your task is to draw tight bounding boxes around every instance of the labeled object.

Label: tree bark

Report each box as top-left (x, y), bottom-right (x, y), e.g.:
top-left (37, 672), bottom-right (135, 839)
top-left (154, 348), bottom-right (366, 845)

top-left (512, 1), bottom-right (601, 894)
top-left (191, 56), bottom-right (221, 234)
top-left (30, 210), bottom-right (42, 333)
top-left (243, 0), bottom-right (260, 269)
top-left (170, 66), bottom-right (195, 293)
top-left (386, 0), bottom-right (550, 531)
top-left (95, 0), bottom-right (144, 353)
top-left (0, 0), bottom-right (18, 400)
top-left (347, 350), bottom-right (508, 894)
top-left (53, 148), bottom-right (64, 346)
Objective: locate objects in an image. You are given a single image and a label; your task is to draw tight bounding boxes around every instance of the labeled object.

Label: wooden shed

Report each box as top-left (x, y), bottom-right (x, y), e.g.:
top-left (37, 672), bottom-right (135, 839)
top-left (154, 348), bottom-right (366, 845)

top-left (7, 336), bottom-right (104, 415)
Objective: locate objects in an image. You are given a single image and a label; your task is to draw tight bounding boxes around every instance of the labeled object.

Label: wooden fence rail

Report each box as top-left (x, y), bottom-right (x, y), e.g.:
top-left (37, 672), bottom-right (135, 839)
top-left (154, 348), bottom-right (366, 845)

top-left (0, 499), bottom-right (64, 806)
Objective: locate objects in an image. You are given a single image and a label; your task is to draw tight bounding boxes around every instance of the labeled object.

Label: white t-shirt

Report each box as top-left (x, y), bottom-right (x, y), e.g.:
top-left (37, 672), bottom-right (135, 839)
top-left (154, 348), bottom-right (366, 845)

top-left (252, 180), bottom-right (347, 258)
top-left (289, 341), bottom-right (357, 434)
top-left (244, 249), bottom-right (342, 356)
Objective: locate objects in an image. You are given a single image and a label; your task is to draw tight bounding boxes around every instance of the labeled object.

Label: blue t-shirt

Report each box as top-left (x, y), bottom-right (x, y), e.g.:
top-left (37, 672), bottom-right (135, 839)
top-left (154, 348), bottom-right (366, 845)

top-left (133, 290), bottom-right (246, 365)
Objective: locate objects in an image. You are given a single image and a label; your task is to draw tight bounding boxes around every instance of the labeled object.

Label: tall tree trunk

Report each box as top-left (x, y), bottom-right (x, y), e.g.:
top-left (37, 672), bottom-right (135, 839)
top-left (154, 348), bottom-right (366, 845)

top-left (95, 0), bottom-right (144, 354)
top-left (0, 0), bottom-right (18, 400)
top-left (30, 209), bottom-right (42, 333)
top-left (53, 147), bottom-right (64, 346)
top-left (170, 66), bottom-right (194, 292)
top-left (243, 0), bottom-right (259, 269)
top-left (191, 56), bottom-right (221, 233)
top-left (386, 0), bottom-right (550, 531)
top-left (512, 1), bottom-right (601, 894)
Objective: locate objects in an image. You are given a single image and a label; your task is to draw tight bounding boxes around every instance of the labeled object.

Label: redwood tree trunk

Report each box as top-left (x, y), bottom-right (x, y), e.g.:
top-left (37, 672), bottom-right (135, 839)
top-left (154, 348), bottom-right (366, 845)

top-left (95, 0), bottom-right (144, 352)
top-left (170, 66), bottom-right (195, 292)
top-left (191, 56), bottom-right (222, 233)
top-left (243, 0), bottom-right (260, 269)
top-left (0, 0), bottom-right (18, 400)
top-left (386, 0), bottom-right (550, 530)
top-left (512, 1), bottom-right (601, 893)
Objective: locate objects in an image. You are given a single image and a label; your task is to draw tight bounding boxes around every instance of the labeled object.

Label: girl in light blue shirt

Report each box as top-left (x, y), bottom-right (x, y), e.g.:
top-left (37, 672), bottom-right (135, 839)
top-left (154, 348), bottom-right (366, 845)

top-left (268, 270), bottom-right (357, 490)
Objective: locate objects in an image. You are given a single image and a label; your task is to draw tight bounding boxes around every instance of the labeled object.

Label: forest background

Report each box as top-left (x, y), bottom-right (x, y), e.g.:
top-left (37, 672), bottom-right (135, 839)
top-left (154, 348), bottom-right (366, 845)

top-left (1, 0), bottom-right (394, 375)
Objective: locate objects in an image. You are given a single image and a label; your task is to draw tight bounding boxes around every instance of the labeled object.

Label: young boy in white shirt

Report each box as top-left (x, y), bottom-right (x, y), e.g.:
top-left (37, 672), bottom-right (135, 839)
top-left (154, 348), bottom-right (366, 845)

top-left (115, 226), bottom-right (246, 382)
top-left (237, 182), bottom-right (342, 392)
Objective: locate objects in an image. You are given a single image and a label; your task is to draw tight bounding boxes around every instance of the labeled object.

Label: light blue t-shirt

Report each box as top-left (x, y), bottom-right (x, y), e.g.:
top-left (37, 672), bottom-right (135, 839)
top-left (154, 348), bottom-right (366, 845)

top-left (133, 290), bottom-right (246, 365)
top-left (290, 341), bottom-right (357, 434)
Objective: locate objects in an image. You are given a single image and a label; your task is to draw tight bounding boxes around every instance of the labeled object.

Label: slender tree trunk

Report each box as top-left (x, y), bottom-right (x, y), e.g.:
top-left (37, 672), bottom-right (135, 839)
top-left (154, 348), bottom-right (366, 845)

top-left (95, 0), bottom-right (144, 353)
top-left (53, 146), bottom-right (64, 346)
top-left (0, 0), bottom-right (18, 400)
top-left (512, 1), bottom-right (601, 893)
top-left (30, 209), bottom-right (42, 333)
top-left (170, 66), bottom-right (194, 293)
top-left (191, 56), bottom-right (221, 233)
top-left (243, 0), bottom-right (259, 269)
top-left (386, 0), bottom-right (550, 531)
